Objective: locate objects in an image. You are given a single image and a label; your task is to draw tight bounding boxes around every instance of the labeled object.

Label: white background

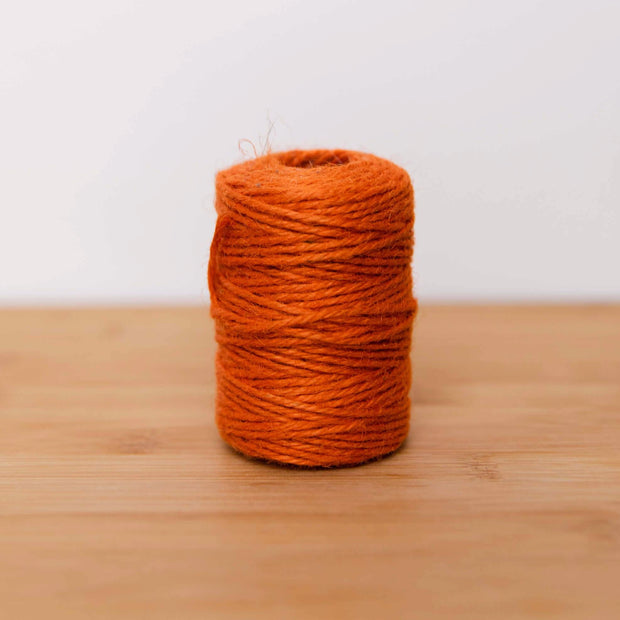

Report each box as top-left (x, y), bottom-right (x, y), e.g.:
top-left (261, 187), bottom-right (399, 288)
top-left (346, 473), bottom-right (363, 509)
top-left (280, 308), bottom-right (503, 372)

top-left (2, 0), bottom-right (618, 305)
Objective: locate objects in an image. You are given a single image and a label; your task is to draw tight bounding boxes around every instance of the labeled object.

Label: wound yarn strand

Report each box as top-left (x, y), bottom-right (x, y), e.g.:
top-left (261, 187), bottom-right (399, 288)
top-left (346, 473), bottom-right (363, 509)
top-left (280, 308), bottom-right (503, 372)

top-left (208, 149), bottom-right (416, 467)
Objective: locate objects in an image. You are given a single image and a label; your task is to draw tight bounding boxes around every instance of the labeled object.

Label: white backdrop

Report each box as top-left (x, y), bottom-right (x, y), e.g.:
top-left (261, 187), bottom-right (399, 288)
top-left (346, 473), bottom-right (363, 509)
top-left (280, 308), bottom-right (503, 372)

top-left (2, 0), bottom-right (618, 305)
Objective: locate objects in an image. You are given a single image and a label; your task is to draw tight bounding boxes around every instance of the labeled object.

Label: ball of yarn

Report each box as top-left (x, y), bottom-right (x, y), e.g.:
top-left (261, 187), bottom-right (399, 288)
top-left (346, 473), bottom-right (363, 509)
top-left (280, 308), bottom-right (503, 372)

top-left (208, 149), bottom-right (416, 467)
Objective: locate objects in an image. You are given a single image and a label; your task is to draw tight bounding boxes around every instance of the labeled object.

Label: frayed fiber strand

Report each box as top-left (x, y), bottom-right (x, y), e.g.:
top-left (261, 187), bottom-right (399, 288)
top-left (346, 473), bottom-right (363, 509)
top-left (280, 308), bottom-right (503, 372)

top-left (208, 149), bottom-right (416, 467)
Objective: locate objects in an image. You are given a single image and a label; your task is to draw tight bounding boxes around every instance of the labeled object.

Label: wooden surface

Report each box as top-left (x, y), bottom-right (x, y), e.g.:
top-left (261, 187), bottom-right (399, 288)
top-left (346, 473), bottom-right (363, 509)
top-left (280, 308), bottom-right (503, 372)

top-left (1, 305), bottom-right (619, 619)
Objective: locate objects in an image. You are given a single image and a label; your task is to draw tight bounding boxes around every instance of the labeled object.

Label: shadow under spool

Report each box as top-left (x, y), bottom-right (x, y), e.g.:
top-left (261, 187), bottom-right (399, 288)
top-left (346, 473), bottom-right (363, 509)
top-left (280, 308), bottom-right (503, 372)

top-left (208, 149), bottom-right (416, 467)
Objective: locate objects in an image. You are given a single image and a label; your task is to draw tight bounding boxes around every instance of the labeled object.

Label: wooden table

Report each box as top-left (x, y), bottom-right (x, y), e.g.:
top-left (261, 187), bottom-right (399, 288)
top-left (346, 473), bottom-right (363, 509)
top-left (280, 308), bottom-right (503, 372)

top-left (1, 305), bottom-right (619, 619)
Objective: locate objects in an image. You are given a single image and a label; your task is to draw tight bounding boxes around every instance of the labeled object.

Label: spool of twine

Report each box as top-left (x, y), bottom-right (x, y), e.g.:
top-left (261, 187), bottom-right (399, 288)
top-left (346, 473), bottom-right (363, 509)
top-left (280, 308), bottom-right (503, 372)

top-left (208, 148), bottom-right (416, 467)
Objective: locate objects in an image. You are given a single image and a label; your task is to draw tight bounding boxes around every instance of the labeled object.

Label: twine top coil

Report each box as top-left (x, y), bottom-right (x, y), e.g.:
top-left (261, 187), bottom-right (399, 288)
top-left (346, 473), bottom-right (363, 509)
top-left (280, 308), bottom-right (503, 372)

top-left (209, 149), bottom-right (417, 467)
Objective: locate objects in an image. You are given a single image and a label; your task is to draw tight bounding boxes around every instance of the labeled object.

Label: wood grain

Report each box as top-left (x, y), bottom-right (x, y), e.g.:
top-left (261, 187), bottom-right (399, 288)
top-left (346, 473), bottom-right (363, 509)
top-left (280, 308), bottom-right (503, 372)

top-left (1, 305), bottom-right (619, 619)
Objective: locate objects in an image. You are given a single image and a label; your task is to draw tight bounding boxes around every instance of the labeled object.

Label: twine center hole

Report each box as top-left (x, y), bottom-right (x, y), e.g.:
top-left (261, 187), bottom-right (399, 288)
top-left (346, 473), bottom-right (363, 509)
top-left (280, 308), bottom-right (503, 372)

top-left (280, 151), bottom-right (350, 169)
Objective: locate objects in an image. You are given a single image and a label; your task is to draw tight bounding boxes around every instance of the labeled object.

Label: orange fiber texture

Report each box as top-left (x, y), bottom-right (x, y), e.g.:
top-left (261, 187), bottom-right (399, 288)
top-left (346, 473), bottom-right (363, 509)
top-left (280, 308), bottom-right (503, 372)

top-left (208, 149), bottom-right (417, 467)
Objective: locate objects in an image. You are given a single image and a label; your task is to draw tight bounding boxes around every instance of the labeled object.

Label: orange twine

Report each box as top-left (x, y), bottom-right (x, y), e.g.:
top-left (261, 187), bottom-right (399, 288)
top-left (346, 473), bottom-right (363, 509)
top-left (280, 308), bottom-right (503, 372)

top-left (208, 149), bottom-right (416, 467)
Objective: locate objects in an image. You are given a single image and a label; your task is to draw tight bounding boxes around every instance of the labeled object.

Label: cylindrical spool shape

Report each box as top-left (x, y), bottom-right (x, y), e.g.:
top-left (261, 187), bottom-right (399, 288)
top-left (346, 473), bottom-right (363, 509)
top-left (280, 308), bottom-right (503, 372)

top-left (208, 149), bottom-right (416, 467)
